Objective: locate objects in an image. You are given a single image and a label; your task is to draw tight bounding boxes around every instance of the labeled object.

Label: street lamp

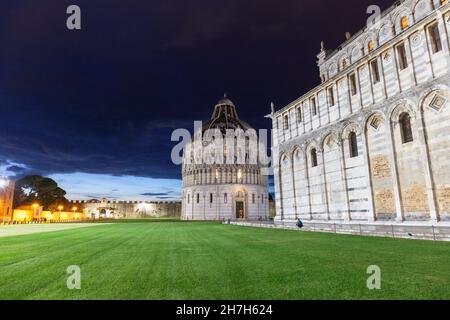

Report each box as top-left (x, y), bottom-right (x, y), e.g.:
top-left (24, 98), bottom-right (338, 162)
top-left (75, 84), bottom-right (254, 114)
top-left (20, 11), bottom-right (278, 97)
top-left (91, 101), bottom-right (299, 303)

top-left (72, 206), bottom-right (78, 220)
top-left (58, 205), bottom-right (63, 221)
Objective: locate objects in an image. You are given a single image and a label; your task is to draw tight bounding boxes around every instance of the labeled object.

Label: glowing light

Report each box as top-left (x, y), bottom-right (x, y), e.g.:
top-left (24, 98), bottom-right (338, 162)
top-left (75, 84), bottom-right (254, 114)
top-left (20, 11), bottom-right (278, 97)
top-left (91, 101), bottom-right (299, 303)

top-left (237, 169), bottom-right (242, 180)
top-left (58, 206), bottom-right (64, 211)
top-left (15, 211), bottom-right (28, 220)
top-left (0, 178), bottom-right (8, 189)
top-left (32, 203), bottom-right (39, 209)
top-left (42, 211), bottom-right (53, 220)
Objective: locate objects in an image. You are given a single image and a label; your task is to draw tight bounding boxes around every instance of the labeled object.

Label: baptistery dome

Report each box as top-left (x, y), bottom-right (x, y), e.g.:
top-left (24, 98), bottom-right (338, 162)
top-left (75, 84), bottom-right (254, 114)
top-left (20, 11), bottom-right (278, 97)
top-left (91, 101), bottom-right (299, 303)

top-left (181, 97), bottom-right (269, 221)
top-left (202, 97), bottom-right (252, 134)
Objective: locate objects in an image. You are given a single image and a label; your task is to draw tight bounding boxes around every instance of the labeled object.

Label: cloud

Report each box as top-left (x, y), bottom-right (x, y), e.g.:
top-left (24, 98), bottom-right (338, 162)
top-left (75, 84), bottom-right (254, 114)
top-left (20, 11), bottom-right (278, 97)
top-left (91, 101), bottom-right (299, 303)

top-left (141, 192), bottom-right (172, 197)
top-left (6, 165), bottom-right (27, 173)
top-left (48, 172), bottom-right (181, 201)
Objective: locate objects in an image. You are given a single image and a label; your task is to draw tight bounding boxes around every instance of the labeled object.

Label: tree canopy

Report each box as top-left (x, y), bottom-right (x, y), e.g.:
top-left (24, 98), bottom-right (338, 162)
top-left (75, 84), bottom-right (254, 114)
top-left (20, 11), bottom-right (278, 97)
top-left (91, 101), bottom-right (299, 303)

top-left (13, 175), bottom-right (69, 210)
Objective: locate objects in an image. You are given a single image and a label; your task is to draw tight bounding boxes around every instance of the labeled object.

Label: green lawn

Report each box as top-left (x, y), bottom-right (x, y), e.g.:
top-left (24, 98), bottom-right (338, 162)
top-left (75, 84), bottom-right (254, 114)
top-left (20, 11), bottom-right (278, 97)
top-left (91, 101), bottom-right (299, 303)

top-left (0, 222), bottom-right (448, 300)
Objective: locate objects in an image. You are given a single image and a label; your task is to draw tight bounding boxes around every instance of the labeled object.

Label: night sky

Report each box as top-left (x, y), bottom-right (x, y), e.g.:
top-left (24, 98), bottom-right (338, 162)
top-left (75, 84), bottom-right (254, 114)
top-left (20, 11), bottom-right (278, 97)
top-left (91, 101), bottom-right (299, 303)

top-left (0, 0), bottom-right (393, 200)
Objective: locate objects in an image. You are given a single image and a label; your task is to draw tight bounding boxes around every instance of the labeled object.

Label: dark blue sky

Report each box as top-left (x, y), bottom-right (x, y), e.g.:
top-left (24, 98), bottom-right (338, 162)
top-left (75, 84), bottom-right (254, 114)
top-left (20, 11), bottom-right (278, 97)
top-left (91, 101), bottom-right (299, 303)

top-left (0, 0), bottom-right (392, 200)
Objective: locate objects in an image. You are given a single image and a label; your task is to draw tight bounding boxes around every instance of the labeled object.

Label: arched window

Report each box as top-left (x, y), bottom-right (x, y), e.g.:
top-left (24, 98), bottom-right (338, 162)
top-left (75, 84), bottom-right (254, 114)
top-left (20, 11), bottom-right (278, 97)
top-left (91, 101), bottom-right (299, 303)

top-left (224, 193), bottom-right (228, 204)
top-left (399, 113), bottom-right (413, 144)
top-left (349, 132), bottom-right (359, 158)
top-left (196, 193), bottom-right (200, 204)
top-left (400, 16), bottom-right (409, 30)
top-left (311, 148), bottom-right (318, 167)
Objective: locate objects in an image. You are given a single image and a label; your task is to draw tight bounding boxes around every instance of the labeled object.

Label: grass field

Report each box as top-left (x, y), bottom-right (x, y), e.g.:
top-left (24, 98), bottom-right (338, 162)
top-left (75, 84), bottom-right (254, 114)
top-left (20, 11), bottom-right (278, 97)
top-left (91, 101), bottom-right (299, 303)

top-left (0, 222), bottom-right (449, 300)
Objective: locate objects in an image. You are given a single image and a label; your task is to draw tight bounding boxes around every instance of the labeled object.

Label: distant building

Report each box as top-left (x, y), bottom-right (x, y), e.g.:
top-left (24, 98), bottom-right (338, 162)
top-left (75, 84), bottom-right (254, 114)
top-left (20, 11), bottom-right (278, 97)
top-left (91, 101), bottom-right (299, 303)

top-left (271, 0), bottom-right (450, 224)
top-left (0, 179), bottom-right (15, 223)
top-left (70, 198), bottom-right (181, 219)
top-left (13, 205), bottom-right (45, 222)
top-left (181, 97), bottom-right (269, 221)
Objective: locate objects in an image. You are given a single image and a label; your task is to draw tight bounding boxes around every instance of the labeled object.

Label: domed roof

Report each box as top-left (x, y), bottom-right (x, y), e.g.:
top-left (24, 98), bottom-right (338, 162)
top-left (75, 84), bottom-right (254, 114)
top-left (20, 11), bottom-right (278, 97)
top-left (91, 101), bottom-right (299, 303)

top-left (202, 96), bottom-right (252, 134)
top-left (215, 97), bottom-right (235, 106)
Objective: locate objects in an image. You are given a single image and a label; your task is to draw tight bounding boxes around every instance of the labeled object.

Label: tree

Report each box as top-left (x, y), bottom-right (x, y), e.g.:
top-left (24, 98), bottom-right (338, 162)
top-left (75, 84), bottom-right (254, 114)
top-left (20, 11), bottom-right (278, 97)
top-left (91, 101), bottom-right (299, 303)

top-left (13, 175), bottom-right (69, 210)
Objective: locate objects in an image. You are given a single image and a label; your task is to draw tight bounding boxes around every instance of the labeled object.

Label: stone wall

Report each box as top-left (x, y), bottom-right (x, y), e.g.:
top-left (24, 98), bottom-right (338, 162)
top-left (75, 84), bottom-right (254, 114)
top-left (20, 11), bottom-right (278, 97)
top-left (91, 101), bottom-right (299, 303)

top-left (70, 199), bottom-right (181, 219)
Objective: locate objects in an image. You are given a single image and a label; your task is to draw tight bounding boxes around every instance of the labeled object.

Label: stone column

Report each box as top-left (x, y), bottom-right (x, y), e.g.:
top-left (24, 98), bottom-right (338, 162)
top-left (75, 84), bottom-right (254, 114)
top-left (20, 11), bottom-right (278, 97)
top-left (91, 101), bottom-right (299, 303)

top-left (304, 152), bottom-right (313, 220)
top-left (417, 112), bottom-right (439, 222)
top-left (361, 128), bottom-right (376, 222)
top-left (386, 120), bottom-right (404, 222)
top-left (273, 153), bottom-right (284, 222)
top-left (291, 152), bottom-right (298, 219)
top-left (319, 147), bottom-right (330, 220)
top-left (437, 13), bottom-right (450, 60)
top-left (337, 139), bottom-right (351, 221)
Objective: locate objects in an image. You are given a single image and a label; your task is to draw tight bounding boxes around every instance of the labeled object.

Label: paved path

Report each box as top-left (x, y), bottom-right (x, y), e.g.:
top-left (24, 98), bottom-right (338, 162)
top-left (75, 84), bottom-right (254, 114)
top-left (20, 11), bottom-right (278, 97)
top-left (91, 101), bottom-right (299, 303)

top-left (0, 223), bottom-right (106, 238)
top-left (229, 220), bottom-right (450, 241)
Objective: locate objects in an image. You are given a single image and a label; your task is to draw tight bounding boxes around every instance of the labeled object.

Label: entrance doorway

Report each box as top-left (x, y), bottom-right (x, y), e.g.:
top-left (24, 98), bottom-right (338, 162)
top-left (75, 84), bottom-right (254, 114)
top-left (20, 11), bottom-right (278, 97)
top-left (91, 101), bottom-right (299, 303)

top-left (236, 201), bottom-right (244, 219)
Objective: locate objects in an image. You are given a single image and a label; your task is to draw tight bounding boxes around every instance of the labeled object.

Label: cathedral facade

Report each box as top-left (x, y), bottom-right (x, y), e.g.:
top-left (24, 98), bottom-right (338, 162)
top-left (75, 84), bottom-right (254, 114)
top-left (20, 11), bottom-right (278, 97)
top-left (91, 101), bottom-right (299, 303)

top-left (272, 0), bottom-right (450, 224)
top-left (181, 97), bottom-right (269, 221)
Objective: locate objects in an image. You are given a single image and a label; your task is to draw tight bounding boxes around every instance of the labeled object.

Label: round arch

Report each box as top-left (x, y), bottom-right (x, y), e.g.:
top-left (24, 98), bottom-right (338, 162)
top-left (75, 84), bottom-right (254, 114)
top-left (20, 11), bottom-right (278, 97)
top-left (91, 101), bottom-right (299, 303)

top-left (389, 101), bottom-right (417, 122)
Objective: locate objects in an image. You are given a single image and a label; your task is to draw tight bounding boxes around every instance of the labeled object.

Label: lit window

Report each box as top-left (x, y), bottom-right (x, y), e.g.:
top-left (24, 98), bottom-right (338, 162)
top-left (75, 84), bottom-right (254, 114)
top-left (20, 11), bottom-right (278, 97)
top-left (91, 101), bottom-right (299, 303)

top-left (441, 0), bottom-right (448, 5)
top-left (342, 59), bottom-right (348, 70)
top-left (311, 148), bottom-right (318, 167)
top-left (428, 23), bottom-right (442, 54)
top-left (349, 132), bottom-right (359, 158)
top-left (400, 113), bottom-right (414, 144)
top-left (368, 40), bottom-right (374, 52)
top-left (401, 16), bottom-right (409, 30)
top-left (397, 43), bottom-right (408, 70)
